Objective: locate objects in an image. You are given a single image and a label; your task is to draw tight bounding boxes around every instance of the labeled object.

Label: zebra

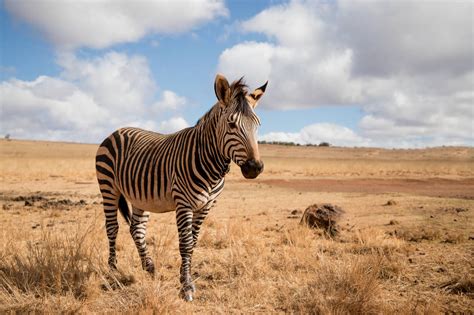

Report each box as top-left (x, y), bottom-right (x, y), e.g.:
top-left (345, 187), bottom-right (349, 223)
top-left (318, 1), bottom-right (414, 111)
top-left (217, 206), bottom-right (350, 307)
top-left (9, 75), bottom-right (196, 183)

top-left (95, 74), bottom-right (267, 301)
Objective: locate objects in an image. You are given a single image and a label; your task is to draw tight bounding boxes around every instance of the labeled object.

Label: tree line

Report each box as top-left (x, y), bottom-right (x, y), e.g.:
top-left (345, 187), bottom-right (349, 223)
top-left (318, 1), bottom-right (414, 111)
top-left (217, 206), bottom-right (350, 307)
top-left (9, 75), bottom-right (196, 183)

top-left (258, 140), bottom-right (331, 147)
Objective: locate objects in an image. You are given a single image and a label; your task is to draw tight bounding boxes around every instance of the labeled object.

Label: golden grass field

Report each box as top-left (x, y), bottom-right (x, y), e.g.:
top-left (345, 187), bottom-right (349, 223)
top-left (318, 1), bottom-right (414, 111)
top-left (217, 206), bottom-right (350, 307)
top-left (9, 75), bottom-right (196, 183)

top-left (1, 139), bottom-right (473, 313)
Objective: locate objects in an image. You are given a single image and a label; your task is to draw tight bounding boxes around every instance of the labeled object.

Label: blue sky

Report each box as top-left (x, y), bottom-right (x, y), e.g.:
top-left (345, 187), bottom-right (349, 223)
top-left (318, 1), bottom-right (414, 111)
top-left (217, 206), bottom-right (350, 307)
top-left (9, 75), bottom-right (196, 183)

top-left (1, 0), bottom-right (473, 147)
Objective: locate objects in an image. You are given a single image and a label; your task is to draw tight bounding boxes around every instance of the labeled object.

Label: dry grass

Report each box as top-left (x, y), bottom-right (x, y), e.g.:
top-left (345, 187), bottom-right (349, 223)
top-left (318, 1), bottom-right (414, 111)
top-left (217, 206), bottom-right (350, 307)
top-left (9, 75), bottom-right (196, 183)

top-left (0, 219), bottom-right (183, 313)
top-left (0, 215), bottom-right (445, 313)
top-left (277, 255), bottom-right (384, 314)
top-left (0, 231), bottom-right (94, 299)
top-left (1, 139), bottom-right (473, 313)
top-left (394, 227), bottom-right (467, 244)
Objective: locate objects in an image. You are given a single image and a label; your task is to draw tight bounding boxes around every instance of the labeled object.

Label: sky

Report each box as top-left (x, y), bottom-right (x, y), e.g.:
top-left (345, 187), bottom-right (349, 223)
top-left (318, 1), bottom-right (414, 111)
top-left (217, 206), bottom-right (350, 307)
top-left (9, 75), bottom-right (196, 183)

top-left (0, 0), bottom-right (473, 148)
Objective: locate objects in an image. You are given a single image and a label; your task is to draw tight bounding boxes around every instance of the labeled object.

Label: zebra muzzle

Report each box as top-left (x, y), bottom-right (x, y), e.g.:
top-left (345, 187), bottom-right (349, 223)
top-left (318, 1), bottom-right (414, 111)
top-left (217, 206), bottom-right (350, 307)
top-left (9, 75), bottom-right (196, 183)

top-left (240, 159), bottom-right (264, 179)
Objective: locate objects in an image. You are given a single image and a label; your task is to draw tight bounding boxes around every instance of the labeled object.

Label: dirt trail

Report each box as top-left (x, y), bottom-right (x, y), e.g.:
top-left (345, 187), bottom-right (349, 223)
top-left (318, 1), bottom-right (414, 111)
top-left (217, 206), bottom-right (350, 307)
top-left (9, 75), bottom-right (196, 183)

top-left (255, 178), bottom-right (474, 199)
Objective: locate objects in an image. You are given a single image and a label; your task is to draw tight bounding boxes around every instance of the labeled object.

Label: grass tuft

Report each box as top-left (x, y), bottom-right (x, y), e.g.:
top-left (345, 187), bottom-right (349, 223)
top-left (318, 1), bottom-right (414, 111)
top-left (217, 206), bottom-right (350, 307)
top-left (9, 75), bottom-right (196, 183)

top-left (0, 231), bottom-right (96, 300)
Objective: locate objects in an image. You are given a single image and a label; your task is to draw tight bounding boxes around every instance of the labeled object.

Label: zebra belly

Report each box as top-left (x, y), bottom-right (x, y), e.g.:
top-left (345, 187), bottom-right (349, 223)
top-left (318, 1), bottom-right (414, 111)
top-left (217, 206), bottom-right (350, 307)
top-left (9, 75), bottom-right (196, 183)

top-left (130, 195), bottom-right (176, 213)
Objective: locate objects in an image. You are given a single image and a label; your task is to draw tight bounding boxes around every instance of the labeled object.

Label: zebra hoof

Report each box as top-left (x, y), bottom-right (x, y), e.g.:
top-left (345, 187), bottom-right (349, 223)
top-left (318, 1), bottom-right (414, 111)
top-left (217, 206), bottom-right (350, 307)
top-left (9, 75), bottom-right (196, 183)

top-left (180, 282), bottom-right (195, 302)
top-left (108, 261), bottom-right (117, 271)
top-left (180, 289), bottom-right (193, 302)
top-left (146, 264), bottom-right (155, 275)
top-left (143, 258), bottom-right (155, 275)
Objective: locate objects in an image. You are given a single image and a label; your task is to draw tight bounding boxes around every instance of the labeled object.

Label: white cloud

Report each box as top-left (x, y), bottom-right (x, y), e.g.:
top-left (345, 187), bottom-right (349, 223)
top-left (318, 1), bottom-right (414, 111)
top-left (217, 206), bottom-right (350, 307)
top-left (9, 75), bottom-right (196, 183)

top-left (218, 42), bottom-right (274, 89)
top-left (5, 0), bottom-right (228, 49)
top-left (0, 52), bottom-right (189, 143)
top-left (217, 1), bottom-right (364, 108)
top-left (157, 117), bottom-right (189, 134)
top-left (152, 90), bottom-right (187, 112)
top-left (359, 89), bottom-right (474, 146)
top-left (260, 117), bottom-right (473, 148)
top-left (298, 123), bottom-right (369, 147)
top-left (124, 116), bottom-right (189, 135)
top-left (1, 76), bottom-right (109, 141)
top-left (260, 131), bottom-right (301, 144)
top-left (260, 123), bottom-right (371, 147)
top-left (218, 0), bottom-right (474, 147)
top-left (336, 0), bottom-right (473, 77)
top-left (57, 52), bottom-right (156, 116)
top-left (1, 0), bottom-right (215, 143)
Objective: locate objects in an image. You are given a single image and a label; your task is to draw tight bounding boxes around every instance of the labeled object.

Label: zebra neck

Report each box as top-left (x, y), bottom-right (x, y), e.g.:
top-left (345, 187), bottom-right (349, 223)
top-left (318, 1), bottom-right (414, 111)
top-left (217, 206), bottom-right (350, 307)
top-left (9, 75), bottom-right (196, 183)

top-left (195, 119), bottom-right (231, 181)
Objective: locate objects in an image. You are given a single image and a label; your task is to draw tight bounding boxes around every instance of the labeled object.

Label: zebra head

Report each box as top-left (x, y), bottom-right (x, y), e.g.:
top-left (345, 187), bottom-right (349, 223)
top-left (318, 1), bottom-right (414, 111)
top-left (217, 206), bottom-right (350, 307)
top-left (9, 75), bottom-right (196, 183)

top-left (214, 74), bottom-right (268, 179)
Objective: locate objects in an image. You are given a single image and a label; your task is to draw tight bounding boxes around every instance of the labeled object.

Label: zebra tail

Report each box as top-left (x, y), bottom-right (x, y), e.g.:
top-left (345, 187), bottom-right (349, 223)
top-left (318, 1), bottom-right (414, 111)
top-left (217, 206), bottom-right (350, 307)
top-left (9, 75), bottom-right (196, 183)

top-left (118, 195), bottom-right (131, 225)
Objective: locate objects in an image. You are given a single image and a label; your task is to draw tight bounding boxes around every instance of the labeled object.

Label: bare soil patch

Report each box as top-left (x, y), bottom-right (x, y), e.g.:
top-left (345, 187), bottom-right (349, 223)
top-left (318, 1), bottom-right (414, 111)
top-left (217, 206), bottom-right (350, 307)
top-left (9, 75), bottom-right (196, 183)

top-left (258, 178), bottom-right (474, 199)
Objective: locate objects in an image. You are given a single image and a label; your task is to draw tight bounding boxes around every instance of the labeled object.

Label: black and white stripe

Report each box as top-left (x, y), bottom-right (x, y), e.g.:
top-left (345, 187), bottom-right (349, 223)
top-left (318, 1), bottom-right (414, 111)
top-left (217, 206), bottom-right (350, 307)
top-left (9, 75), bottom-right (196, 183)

top-left (95, 74), bottom-right (267, 301)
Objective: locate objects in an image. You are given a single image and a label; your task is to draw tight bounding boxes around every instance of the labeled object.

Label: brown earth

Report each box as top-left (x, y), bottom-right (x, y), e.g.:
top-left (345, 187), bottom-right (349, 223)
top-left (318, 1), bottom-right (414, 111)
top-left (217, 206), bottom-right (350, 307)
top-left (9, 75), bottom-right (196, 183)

top-left (1, 139), bottom-right (473, 313)
top-left (257, 178), bottom-right (474, 199)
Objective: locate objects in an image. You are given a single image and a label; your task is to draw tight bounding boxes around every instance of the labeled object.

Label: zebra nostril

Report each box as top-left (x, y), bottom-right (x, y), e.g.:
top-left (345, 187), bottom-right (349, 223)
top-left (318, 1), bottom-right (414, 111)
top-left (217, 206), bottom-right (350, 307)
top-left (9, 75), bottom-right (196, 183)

top-left (240, 159), bottom-right (264, 179)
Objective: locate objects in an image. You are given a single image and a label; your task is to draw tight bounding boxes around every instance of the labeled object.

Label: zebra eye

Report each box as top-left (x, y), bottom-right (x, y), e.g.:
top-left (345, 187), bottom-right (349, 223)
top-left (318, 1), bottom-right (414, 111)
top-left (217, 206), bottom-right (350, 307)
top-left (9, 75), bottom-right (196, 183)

top-left (228, 121), bottom-right (237, 129)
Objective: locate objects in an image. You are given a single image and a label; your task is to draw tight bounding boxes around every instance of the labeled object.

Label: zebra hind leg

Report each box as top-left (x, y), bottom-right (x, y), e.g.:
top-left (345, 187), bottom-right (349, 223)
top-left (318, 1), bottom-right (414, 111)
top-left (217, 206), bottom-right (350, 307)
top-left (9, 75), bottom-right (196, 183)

top-left (100, 189), bottom-right (120, 270)
top-left (176, 207), bottom-right (195, 302)
top-left (130, 207), bottom-right (155, 275)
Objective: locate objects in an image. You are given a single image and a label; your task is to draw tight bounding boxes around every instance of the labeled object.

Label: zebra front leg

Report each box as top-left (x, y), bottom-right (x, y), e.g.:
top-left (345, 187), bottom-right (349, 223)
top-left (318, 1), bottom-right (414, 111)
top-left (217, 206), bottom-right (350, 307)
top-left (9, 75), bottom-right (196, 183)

top-left (176, 207), bottom-right (195, 301)
top-left (130, 207), bottom-right (155, 275)
top-left (192, 203), bottom-right (212, 249)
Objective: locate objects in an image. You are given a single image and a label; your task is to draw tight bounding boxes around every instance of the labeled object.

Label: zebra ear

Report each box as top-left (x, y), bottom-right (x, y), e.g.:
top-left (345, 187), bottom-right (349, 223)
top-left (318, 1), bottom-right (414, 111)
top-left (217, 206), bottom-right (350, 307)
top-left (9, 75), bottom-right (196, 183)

top-left (248, 81), bottom-right (268, 108)
top-left (214, 74), bottom-right (230, 107)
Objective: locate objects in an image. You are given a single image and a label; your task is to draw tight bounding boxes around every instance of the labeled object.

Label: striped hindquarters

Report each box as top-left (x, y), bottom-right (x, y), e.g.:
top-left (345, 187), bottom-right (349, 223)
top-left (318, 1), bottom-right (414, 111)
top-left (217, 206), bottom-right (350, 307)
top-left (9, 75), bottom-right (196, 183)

top-left (95, 127), bottom-right (175, 208)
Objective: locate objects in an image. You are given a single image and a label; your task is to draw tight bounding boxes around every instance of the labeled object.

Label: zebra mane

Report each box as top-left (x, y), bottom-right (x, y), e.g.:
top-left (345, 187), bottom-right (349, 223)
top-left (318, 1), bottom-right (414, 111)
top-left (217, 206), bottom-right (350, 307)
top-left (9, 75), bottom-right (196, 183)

top-left (231, 77), bottom-right (251, 116)
top-left (195, 77), bottom-right (251, 126)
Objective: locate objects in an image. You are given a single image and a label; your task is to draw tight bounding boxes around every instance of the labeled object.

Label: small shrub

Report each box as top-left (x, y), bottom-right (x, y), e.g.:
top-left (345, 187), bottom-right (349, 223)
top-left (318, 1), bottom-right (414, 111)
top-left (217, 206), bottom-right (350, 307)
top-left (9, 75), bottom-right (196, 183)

top-left (278, 256), bottom-right (385, 314)
top-left (351, 228), bottom-right (404, 255)
top-left (393, 227), bottom-right (461, 243)
top-left (0, 231), bottom-right (96, 299)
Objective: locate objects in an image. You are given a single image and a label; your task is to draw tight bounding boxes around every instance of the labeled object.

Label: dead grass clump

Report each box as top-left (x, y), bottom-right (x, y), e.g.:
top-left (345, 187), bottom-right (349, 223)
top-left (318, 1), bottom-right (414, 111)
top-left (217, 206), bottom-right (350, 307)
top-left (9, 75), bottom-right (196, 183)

top-left (377, 255), bottom-right (406, 281)
top-left (440, 277), bottom-right (474, 297)
top-left (278, 256), bottom-right (385, 314)
top-left (392, 296), bottom-right (442, 314)
top-left (99, 270), bottom-right (136, 291)
top-left (395, 227), bottom-right (466, 243)
top-left (0, 221), bottom-right (183, 313)
top-left (88, 278), bottom-right (182, 313)
top-left (11, 194), bottom-right (47, 203)
top-left (441, 233), bottom-right (466, 244)
top-left (440, 207), bottom-right (469, 214)
top-left (280, 224), bottom-right (318, 248)
top-left (39, 198), bottom-right (87, 209)
top-left (0, 291), bottom-right (84, 313)
top-left (395, 227), bottom-right (442, 242)
top-left (351, 228), bottom-right (405, 255)
top-left (0, 231), bottom-right (96, 300)
top-left (199, 219), bottom-right (261, 250)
